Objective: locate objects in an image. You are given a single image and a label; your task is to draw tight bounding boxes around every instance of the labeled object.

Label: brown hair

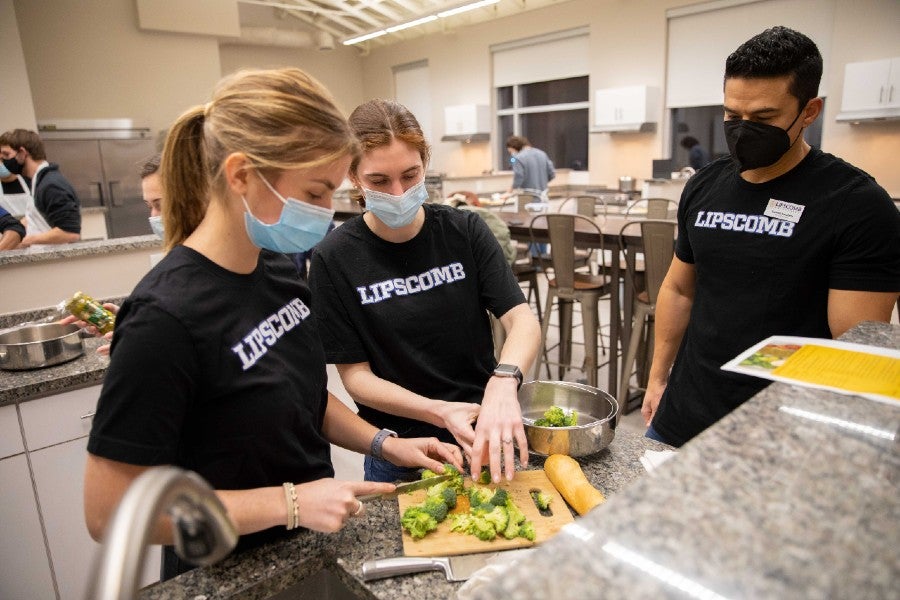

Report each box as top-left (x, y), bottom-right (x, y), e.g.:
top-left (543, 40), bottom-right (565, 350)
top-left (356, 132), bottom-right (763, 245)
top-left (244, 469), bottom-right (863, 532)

top-left (161, 68), bottom-right (359, 251)
top-left (505, 135), bottom-right (529, 152)
top-left (140, 153), bottom-right (161, 179)
top-left (347, 99), bottom-right (430, 207)
top-left (0, 129), bottom-right (46, 161)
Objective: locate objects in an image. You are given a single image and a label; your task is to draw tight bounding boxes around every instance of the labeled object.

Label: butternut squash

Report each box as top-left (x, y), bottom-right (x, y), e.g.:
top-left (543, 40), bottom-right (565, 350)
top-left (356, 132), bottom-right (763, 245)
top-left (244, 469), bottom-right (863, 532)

top-left (544, 454), bottom-right (605, 516)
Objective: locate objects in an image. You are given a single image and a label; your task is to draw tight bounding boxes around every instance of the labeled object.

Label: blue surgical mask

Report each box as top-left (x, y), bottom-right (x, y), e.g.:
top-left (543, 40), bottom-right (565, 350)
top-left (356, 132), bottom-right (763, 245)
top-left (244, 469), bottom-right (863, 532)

top-left (243, 173), bottom-right (334, 253)
top-left (363, 180), bottom-right (427, 229)
top-left (0, 162), bottom-right (10, 178)
top-left (148, 215), bottom-right (164, 239)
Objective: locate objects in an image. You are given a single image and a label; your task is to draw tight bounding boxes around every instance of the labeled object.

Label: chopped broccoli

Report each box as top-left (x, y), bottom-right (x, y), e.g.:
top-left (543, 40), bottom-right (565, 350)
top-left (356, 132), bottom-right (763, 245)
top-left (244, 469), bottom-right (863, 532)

top-left (441, 486), bottom-right (457, 509)
top-left (422, 463), bottom-right (465, 494)
top-left (534, 405), bottom-right (577, 427)
top-left (420, 468), bottom-right (440, 480)
top-left (422, 496), bottom-right (449, 522)
top-left (489, 488), bottom-right (509, 506)
top-left (467, 485), bottom-right (494, 507)
top-left (505, 497), bottom-right (526, 527)
top-left (478, 467), bottom-right (492, 485)
top-left (470, 518), bottom-right (497, 541)
top-left (481, 505), bottom-right (509, 533)
top-left (400, 507), bottom-right (438, 539)
top-left (531, 491), bottom-right (553, 511)
top-left (518, 521), bottom-right (536, 541)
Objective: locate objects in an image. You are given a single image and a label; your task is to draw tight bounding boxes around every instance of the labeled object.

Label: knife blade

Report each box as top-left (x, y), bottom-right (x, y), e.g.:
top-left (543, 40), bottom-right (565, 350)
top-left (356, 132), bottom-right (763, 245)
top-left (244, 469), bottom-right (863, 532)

top-left (361, 549), bottom-right (534, 581)
top-left (357, 474), bottom-right (453, 502)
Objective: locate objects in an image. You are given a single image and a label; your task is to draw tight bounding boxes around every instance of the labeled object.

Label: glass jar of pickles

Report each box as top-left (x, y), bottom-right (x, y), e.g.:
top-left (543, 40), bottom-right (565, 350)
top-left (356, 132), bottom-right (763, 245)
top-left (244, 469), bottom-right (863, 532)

top-left (64, 291), bottom-right (116, 334)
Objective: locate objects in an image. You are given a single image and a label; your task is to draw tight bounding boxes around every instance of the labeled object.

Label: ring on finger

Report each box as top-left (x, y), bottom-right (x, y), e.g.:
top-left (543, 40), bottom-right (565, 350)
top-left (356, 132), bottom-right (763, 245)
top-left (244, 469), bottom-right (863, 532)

top-left (502, 437), bottom-right (513, 444)
top-left (352, 500), bottom-right (363, 517)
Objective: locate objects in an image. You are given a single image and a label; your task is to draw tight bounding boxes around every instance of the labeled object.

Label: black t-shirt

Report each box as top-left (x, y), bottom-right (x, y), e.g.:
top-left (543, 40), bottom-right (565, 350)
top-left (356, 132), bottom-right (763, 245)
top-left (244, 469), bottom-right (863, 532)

top-left (653, 148), bottom-right (900, 447)
top-left (0, 206), bottom-right (25, 239)
top-left (309, 203), bottom-right (525, 440)
top-left (1, 177), bottom-right (27, 194)
top-left (88, 247), bottom-right (334, 554)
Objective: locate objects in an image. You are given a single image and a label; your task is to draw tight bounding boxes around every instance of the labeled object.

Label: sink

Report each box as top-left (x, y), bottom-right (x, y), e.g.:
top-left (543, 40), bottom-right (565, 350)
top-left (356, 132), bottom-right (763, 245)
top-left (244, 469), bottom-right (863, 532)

top-left (266, 568), bottom-right (362, 600)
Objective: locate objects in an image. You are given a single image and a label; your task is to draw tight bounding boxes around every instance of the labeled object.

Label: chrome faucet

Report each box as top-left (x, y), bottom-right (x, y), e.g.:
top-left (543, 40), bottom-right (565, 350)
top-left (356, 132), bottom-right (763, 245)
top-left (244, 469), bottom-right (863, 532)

top-left (86, 466), bottom-right (238, 600)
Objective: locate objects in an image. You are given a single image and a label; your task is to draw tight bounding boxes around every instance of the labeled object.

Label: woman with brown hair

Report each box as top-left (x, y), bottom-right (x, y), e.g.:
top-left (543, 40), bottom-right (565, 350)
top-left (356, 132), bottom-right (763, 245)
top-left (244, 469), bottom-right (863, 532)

top-left (83, 71), bottom-right (461, 580)
top-left (309, 99), bottom-right (540, 485)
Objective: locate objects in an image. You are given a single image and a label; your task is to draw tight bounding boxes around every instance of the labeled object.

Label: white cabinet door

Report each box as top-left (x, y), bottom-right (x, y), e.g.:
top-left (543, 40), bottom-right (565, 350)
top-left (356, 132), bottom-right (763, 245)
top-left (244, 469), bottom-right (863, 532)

top-left (841, 58), bottom-right (892, 112)
top-left (30, 437), bottom-right (162, 599)
top-left (0, 403), bottom-right (24, 459)
top-left (887, 58), bottom-right (900, 109)
top-left (0, 454), bottom-right (57, 600)
top-left (594, 86), bottom-right (659, 130)
top-left (19, 385), bottom-right (100, 451)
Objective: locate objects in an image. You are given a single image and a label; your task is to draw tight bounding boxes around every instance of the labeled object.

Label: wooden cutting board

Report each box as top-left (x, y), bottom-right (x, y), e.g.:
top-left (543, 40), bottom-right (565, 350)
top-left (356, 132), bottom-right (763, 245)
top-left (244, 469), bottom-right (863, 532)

top-left (397, 470), bottom-right (574, 557)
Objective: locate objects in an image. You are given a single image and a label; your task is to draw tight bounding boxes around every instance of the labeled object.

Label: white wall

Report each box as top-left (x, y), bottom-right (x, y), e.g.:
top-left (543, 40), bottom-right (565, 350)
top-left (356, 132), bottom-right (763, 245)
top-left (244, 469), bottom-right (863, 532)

top-left (0, 0), bottom-right (36, 132)
top-left (7, 0), bottom-right (900, 195)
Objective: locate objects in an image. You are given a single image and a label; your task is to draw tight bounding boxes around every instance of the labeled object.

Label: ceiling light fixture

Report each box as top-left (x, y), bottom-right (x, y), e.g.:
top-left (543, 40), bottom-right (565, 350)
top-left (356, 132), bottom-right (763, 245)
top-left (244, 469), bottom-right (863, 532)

top-left (343, 0), bottom-right (500, 46)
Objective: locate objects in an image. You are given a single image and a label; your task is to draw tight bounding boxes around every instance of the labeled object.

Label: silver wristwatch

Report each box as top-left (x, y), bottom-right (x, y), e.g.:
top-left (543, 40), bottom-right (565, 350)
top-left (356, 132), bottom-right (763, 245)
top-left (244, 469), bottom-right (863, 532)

top-left (493, 363), bottom-right (523, 388)
top-left (370, 428), bottom-right (398, 460)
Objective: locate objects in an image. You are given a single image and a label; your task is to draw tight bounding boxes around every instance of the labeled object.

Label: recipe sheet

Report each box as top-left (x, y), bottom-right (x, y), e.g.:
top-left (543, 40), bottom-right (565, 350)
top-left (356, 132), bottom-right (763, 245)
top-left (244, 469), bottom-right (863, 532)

top-left (722, 335), bottom-right (900, 406)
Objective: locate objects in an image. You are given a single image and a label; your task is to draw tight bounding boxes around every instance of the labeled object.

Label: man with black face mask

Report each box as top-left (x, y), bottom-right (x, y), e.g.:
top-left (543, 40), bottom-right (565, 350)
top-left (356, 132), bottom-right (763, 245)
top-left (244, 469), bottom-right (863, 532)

top-left (0, 128), bottom-right (81, 247)
top-left (640, 26), bottom-right (900, 447)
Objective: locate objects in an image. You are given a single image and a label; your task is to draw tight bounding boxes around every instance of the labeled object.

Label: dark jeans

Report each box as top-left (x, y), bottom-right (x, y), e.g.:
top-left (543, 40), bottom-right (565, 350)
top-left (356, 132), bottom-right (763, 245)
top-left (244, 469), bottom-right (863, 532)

top-left (644, 423), bottom-right (669, 445)
top-left (363, 455), bottom-right (420, 483)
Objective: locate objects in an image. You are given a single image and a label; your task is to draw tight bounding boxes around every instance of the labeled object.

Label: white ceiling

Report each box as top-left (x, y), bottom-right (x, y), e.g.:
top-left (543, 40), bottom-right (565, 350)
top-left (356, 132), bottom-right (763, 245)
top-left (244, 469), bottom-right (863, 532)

top-left (235, 0), bottom-right (565, 49)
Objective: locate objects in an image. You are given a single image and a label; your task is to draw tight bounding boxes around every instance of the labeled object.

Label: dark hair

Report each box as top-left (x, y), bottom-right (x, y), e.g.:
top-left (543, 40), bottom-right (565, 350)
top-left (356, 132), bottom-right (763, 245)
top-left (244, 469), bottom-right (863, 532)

top-left (725, 26), bottom-right (823, 109)
top-left (0, 129), bottom-right (46, 161)
top-left (347, 99), bottom-right (431, 207)
top-left (140, 153), bottom-right (161, 179)
top-left (680, 136), bottom-right (699, 149)
top-left (506, 135), bottom-right (530, 151)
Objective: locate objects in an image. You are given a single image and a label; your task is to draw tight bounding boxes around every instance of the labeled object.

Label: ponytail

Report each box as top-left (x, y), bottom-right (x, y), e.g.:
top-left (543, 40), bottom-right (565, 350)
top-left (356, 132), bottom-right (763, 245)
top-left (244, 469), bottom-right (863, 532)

top-left (161, 106), bottom-right (209, 251)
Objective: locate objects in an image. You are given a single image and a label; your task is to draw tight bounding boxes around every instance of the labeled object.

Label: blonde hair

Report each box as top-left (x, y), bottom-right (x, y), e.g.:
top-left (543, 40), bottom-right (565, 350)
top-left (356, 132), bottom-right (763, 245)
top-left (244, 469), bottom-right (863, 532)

top-left (161, 68), bottom-right (358, 251)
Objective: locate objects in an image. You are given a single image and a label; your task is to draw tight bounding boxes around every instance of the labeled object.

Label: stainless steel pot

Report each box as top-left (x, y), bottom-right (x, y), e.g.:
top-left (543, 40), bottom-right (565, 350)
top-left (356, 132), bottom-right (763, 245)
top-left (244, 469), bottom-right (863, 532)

top-left (519, 380), bottom-right (617, 457)
top-left (0, 323), bottom-right (84, 370)
top-left (618, 176), bottom-right (635, 193)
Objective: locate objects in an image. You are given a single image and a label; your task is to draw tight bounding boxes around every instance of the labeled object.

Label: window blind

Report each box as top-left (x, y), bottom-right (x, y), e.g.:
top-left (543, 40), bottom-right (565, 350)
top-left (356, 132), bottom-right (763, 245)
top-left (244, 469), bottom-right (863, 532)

top-left (492, 27), bottom-right (589, 87)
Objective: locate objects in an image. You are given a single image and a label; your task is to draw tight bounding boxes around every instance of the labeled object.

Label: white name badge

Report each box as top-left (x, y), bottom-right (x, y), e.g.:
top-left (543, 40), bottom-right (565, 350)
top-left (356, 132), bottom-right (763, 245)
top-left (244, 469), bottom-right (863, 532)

top-left (764, 198), bottom-right (804, 223)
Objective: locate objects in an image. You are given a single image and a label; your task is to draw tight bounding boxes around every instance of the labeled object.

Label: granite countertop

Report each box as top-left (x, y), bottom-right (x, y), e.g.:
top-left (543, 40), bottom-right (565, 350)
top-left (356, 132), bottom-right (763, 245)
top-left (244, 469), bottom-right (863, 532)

top-left (0, 234), bottom-right (161, 266)
top-left (0, 336), bottom-right (109, 405)
top-left (139, 428), bottom-right (670, 600)
top-left (474, 321), bottom-right (900, 599)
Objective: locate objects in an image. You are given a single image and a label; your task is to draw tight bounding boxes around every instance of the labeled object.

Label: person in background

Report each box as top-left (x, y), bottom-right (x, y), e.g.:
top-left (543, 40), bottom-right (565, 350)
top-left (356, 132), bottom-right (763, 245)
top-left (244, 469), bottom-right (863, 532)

top-left (60, 153), bottom-right (164, 353)
top-left (680, 135), bottom-right (710, 170)
top-left (83, 69), bottom-right (462, 581)
top-left (0, 205), bottom-right (25, 250)
top-left (642, 26), bottom-right (900, 447)
top-left (502, 135), bottom-right (555, 200)
top-left (309, 99), bottom-right (541, 485)
top-left (0, 128), bottom-right (81, 247)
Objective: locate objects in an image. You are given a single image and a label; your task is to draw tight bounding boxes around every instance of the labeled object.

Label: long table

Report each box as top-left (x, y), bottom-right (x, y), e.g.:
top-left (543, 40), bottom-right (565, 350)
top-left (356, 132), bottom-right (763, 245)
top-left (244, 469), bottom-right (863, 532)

top-left (499, 210), bottom-right (647, 397)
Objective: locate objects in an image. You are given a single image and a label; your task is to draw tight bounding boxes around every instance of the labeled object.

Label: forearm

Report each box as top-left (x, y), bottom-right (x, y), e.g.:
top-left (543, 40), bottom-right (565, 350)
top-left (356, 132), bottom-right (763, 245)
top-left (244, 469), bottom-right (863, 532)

top-left (336, 363), bottom-right (448, 428)
top-left (647, 284), bottom-right (693, 384)
top-left (321, 392), bottom-right (379, 454)
top-left (23, 227), bottom-right (79, 245)
top-left (496, 304), bottom-right (541, 377)
top-left (0, 230), bottom-right (22, 249)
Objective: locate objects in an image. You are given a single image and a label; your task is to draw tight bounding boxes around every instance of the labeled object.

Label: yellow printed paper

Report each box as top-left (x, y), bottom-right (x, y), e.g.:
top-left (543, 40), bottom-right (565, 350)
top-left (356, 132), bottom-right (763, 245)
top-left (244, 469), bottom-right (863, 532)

top-left (771, 345), bottom-right (900, 399)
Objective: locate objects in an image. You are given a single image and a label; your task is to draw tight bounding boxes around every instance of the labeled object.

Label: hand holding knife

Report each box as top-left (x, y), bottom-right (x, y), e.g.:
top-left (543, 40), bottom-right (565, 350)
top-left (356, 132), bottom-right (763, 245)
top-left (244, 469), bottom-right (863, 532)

top-left (357, 474), bottom-right (453, 503)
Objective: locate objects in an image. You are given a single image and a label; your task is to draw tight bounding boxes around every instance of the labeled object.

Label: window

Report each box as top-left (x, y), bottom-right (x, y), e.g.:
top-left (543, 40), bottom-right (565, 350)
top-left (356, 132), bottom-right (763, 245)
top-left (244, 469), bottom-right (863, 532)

top-left (496, 76), bottom-right (589, 171)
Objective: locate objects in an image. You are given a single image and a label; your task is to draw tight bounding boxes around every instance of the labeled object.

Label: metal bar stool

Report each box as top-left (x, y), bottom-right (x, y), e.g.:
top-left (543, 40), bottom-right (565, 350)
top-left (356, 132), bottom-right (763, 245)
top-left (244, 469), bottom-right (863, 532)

top-left (529, 213), bottom-right (614, 387)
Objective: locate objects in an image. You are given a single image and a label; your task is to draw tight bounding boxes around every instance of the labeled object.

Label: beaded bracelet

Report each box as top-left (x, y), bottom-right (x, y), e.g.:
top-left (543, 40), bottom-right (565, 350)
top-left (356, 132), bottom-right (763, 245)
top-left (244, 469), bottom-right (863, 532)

top-left (283, 482), bottom-right (299, 530)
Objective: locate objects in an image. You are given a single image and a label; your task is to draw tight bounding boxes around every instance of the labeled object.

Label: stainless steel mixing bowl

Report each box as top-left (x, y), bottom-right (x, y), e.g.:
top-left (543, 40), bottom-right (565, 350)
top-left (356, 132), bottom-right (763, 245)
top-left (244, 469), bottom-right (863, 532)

top-left (519, 380), bottom-right (618, 457)
top-left (0, 323), bottom-right (84, 370)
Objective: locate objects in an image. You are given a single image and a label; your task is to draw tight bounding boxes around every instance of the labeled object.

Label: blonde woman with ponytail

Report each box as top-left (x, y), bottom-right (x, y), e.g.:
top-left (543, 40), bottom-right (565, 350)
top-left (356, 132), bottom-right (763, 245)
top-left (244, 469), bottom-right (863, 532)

top-left (83, 69), bottom-right (462, 581)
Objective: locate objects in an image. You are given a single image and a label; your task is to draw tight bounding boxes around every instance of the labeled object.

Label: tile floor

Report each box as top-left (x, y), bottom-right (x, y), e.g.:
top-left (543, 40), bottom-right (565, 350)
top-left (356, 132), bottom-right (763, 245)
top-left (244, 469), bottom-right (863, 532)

top-left (328, 274), bottom-right (648, 482)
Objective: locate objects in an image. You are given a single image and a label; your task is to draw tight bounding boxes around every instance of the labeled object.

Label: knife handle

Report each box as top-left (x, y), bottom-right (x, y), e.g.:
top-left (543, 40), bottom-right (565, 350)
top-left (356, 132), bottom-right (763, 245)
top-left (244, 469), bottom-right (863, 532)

top-left (361, 556), bottom-right (449, 581)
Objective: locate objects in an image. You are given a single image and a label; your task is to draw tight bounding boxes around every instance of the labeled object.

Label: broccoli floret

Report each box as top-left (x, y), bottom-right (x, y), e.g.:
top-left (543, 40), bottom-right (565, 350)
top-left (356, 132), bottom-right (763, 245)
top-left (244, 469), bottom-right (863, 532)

top-left (449, 513), bottom-right (474, 534)
top-left (534, 406), bottom-right (578, 427)
top-left (478, 467), bottom-right (492, 485)
top-left (531, 491), bottom-right (553, 511)
top-left (467, 485), bottom-right (494, 507)
top-left (489, 488), bottom-right (509, 506)
top-left (518, 521), bottom-right (536, 541)
top-left (481, 505), bottom-right (509, 533)
top-left (505, 497), bottom-right (526, 527)
top-left (441, 486), bottom-right (457, 509)
top-left (470, 518), bottom-right (497, 541)
top-left (420, 468), bottom-right (440, 480)
top-left (421, 496), bottom-right (449, 522)
top-left (441, 463), bottom-right (465, 494)
top-left (425, 480), bottom-right (450, 500)
top-left (401, 507), bottom-right (438, 540)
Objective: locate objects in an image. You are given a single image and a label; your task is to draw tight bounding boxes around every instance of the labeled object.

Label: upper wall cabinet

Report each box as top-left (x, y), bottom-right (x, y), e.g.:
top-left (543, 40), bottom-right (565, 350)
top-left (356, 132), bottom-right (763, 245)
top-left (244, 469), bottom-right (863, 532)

top-left (442, 104), bottom-right (490, 142)
top-left (837, 57), bottom-right (900, 123)
top-left (592, 85), bottom-right (659, 133)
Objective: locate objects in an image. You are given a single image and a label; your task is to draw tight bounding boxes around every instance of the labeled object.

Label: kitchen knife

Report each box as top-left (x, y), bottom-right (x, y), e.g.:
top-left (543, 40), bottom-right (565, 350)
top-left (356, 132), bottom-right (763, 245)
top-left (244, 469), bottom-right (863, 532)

top-left (357, 474), bottom-right (453, 502)
top-left (361, 549), bottom-right (534, 582)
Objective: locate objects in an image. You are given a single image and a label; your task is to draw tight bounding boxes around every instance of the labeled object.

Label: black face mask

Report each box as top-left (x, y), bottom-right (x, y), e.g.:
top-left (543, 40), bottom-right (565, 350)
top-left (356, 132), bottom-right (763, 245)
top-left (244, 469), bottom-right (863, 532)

top-left (723, 110), bottom-right (803, 171)
top-left (2, 153), bottom-right (24, 176)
